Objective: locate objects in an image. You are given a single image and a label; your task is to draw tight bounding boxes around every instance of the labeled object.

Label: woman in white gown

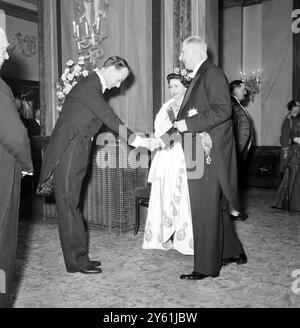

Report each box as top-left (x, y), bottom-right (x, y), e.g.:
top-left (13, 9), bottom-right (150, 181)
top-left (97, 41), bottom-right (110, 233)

top-left (142, 70), bottom-right (194, 255)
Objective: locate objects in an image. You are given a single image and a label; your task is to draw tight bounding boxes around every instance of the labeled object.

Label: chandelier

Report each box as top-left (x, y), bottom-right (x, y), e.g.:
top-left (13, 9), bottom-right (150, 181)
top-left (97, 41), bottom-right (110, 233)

top-left (72, 0), bottom-right (110, 68)
top-left (240, 69), bottom-right (262, 102)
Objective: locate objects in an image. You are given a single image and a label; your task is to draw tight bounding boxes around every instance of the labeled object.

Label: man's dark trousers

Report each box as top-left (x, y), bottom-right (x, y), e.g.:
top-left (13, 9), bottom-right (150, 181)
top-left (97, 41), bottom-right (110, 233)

top-left (53, 122), bottom-right (93, 273)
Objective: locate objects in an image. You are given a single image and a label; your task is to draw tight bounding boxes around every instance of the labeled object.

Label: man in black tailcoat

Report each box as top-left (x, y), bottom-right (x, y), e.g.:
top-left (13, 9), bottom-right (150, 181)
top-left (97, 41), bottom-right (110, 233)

top-left (38, 56), bottom-right (154, 274)
top-left (161, 36), bottom-right (247, 280)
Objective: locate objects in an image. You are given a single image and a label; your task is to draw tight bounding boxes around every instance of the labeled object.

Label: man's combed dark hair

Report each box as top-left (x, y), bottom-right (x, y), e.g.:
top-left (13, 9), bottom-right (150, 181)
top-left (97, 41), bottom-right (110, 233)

top-left (287, 100), bottom-right (299, 112)
top-left (103, 56), bottom-right (131, 73)
top-left (167, 73), bottom-right (191, 88)
top-left (229, 80), bottom-right (244, 95)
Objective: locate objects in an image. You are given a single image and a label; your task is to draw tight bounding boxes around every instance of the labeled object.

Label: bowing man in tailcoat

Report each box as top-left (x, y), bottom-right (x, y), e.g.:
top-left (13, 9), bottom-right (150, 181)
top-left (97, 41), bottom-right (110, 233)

top-left (38, 56), bottom-right (156, 274)
top-left (160, 36), bottom-right (247, 280)
top-left (0, 28), bottom-right (33, 307)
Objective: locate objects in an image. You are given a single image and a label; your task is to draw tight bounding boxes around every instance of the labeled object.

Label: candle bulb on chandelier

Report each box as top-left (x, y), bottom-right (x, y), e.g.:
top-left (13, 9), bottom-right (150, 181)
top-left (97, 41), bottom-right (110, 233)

top-left (91, 33), bottom-right (95, 46)
top-left (76, 25), bottom-right (80, 38)
top-left (73, 21), bottom-right (76, 34)
top-left (85, 21), bottom-right (89, 35)
top-left (96, 17), bottom-right (100, 31)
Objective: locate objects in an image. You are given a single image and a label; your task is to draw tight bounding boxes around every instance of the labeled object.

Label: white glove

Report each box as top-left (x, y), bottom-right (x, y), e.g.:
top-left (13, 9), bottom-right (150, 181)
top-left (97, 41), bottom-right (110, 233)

top-left (139, 137), bottom-right (162, 152)
top-left (294, 137), bottom-right (300, 144)
top-left (174, 120), bottom-right (188, 133)
top-left (22, 171), bottom-right (33, 178)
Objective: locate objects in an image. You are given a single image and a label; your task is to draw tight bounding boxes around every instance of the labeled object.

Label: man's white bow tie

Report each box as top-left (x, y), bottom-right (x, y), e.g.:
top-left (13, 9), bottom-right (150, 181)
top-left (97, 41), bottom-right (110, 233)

top-left (187, 71), bottom-right (196, 79)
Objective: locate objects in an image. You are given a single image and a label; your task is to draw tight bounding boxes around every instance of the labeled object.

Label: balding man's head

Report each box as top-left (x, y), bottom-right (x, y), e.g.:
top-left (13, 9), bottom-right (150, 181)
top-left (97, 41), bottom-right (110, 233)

top-left (179, 36), bottom-right (208, 71)
top-left (0, 28), bottom-right (9, 69)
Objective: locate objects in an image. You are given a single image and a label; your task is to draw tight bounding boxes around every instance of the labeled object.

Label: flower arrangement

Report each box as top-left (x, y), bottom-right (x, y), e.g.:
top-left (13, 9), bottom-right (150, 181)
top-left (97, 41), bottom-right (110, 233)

top-left (55, 56), bottom-right (91, 111)
top-left (241, 70), bottom-right (262, 103)
top-left (174, 67), bottom-right (193, 83)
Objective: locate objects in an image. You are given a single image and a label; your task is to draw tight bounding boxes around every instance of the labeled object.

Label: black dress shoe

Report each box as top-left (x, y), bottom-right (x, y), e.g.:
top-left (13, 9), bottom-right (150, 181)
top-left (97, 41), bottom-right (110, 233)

top-left (89, 260), bottom-right (101, 267)
top-left (79, 265), bottom-right (102, 274)
top-left (231, 213), bottom-right (248, 221)
top-left (180, 271), bottom-right (219, 280)
top-left (222, 253), bottom-right (247, 266)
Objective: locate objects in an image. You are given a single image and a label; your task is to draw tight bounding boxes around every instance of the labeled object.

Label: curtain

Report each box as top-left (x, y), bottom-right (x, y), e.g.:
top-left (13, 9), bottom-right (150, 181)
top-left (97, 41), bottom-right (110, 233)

top-left (173, 0), bottom-right (191, 68)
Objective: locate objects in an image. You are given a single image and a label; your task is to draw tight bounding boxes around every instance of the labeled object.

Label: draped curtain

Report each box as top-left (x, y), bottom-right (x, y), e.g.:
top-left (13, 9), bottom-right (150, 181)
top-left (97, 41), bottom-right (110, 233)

top-left (173, 0), bottom-right (191, 68)
top-left (58, 0), bottom-right (153, 133)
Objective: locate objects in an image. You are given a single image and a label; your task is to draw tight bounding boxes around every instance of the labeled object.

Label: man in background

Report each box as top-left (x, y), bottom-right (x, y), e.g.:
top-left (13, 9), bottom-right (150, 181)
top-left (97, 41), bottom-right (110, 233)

top-left (0, 27), bottom-right (33, 307)
top-left (230, 80), bottom-right (253, 220)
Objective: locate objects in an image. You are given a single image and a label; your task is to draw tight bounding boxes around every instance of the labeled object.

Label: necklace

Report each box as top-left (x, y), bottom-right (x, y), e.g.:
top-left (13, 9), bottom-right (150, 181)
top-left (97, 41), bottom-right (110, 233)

top-left (171, 102), bottom-right (181, 112)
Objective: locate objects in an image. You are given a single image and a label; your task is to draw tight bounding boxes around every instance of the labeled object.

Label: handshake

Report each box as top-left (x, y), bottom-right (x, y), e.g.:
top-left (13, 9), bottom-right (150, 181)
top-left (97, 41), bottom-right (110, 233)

top-left (134, 136), bottom-right (163, 152)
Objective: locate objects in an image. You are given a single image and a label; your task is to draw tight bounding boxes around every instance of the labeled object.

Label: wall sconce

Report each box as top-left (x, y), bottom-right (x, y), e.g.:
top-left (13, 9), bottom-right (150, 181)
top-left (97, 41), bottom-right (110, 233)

top-left (240, 69), bottom-right (262, 102)
top-left (72, 0), bottom-right (110, 68)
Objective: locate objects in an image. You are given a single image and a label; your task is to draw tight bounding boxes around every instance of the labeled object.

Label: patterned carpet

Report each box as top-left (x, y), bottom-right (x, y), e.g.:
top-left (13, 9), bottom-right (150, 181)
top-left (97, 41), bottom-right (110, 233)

top-left (10, 188), bottom-right (300, 308)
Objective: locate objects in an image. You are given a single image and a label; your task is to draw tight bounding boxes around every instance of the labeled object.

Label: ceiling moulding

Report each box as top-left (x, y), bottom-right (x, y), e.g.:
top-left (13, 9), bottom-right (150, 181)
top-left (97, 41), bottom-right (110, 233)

top-left (0, 0), bottom-right (37, 22)
top-left (21, 0), bottom-right (37, 5)
top-left (221, 0), bottom-right (271, 10)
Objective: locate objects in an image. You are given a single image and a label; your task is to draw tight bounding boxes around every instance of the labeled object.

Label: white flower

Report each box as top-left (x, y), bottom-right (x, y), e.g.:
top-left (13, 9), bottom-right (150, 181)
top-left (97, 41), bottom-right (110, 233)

top-left (63, 84), bottom-right (72, 94)
top-left (82, 70), bottom-right (89, 77)
top-left (66, 60), bottom-right (74, 67)
top-left (74, 65), bottom-right (81, 72)
top-left (67, 73), bottom-right (74, 81)
top-left (57, 91), bottom-right (65, 99)
top-left (61, 73), bottom-right (67, 82)
top-left (188, 108), bottom-right (198, 117)
top-left (64, 68), bottom-right (70, 75)
top-left (78, 58), bottom-right (85, 65)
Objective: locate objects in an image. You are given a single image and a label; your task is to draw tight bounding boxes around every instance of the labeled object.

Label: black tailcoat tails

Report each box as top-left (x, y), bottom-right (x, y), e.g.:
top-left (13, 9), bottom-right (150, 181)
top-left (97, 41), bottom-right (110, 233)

top-left (38, 72), bottom-right (135, 272)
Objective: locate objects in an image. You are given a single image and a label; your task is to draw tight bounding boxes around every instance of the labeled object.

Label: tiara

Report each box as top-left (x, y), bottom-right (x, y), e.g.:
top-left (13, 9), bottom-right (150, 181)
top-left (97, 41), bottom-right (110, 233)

top-left (174, 67), bottom-right (193, 82)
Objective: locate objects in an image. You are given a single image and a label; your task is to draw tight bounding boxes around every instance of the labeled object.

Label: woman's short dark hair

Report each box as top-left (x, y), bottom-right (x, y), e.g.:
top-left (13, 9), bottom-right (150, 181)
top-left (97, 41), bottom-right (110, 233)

top-left (287, 100), bottom-right (299, 111)
top-left (167, 73), bottom-right (191, 88)
top-left (229, 80), bottom-right (244, 95)
top-left (103, 56), bottom-right (131, 73)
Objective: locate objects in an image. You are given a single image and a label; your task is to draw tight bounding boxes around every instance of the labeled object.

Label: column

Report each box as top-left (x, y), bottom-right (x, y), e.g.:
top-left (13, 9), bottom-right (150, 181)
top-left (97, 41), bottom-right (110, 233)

top-left (293, 0), bottom-right (300, 101)
top-left (40, 0), bottom-right (59, 135)
top-left (162, 0), bottom-right (174, 103)
top-left (243, 4), bottom-right (262, 146)
top-left (191, 0), bottom-right (219, 65)
top-left (262, 0), bottom-right (293, 145)
top-left (220, 4), bottom-right (243, 81)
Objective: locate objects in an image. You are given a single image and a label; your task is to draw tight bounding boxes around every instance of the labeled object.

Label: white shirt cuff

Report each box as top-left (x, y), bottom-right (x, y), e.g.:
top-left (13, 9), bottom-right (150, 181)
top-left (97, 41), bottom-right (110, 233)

top-left (180, 120), bottom-right (188, 132)
top-left (130, 135), bottom-right (142, 148)
top-left (22, 171), bottom-right (33, 176)
top-left (159, 138), bottom-right (165, 148)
